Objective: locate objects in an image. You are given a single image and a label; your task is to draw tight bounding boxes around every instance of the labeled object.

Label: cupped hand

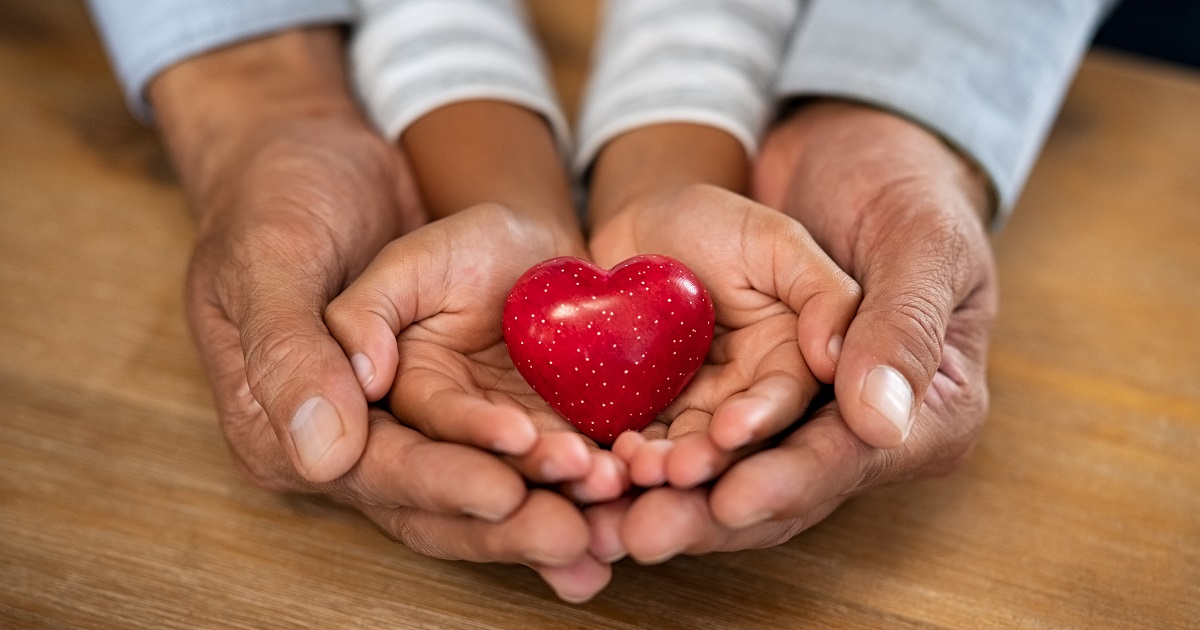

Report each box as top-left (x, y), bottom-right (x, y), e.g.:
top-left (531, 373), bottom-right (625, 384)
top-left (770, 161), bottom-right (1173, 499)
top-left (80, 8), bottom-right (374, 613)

top-left (590, 100), bottom-right (997, 565)
top-left (162, 30), bottom-right (608, 603)
top-left (588, 184), bottom-right (861, 489)
top-left (325, 204), bottom-right (630, 504)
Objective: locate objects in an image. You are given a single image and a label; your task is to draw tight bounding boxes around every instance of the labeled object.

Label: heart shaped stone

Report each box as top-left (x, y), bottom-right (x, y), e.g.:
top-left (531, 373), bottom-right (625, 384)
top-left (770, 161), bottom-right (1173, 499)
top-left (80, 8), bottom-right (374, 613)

top-left (503, 255), bottom-right (714, 444)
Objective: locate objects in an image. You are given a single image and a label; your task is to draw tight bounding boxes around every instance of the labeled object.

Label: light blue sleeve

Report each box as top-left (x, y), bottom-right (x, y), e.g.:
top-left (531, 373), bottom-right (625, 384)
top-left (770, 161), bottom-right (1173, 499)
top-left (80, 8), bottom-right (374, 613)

top-left (777, 0), bottom-right (1117, 226)
top-left (85, 0), bottom-right (358, 122)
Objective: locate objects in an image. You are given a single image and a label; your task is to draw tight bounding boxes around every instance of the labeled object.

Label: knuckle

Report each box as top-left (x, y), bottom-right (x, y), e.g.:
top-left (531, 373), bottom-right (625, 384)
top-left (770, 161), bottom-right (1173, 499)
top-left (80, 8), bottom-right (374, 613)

top-left (873, 295), bottom-right (946, 383)
top-left (380, 510), bottom-right (449, 559)
top-left (242, 327), bottom-right (313, 394)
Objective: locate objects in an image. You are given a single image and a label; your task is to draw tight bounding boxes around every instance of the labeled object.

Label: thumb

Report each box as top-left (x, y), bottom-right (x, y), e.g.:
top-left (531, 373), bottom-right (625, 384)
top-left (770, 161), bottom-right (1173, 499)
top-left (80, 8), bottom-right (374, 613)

top-left (834, 215), bottom-right (983, 448)
top-left (225, 247), bottom-right (370, 484)
top-left (745, 208), bottom-right (862, 383)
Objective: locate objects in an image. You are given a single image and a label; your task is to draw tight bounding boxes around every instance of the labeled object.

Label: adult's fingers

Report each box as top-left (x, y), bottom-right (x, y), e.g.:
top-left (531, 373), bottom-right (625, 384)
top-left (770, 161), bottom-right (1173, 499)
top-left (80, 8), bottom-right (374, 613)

top-left (360, 489), bottom-right (590, 567)
top-left (322, 409), bottom-right (528, 521)
top-left (708, 405), bottom-right (870, 529)
top-left (366, 489), bottom-right (607, 603)
top-left (188, 290), bottom-right (529, 520)
top-left (189, 231), bottom-right (369, 485)
top-left (740, 207), bottom-right (861, 384)
top-left (531, 554), bottom-right (613, 604)
top-left (832, 206), bottom-right (989, 448)
top-left (619, 486), bottom-right (840, 564)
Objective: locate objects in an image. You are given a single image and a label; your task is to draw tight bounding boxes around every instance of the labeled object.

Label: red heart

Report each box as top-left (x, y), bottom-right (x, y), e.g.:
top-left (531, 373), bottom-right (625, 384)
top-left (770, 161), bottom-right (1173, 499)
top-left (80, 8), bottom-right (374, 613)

top-left (503, 255), bottom-right (714, 445)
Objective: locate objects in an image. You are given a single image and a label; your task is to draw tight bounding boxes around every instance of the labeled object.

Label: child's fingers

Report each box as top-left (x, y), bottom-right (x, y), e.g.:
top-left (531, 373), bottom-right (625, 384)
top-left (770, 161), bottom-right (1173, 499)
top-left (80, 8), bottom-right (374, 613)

top-left (758, 217), bottom-right (863, 384)
top-left (507, 431), bottom-right (593, 484)
top-left (392, 368), bottom-right (539, 456)
top-left (324, 237), bottom-right (433, 402)
top-left (791, 275), bottom-right (861, 384)
top-left (708, 370), bottom-right (809, 451)
top-left (325, 293), bottom-right (403, 402)
top-left (628, 439), bottom-right (674, 487)
top-left (563, 451), bottom-right (629, 504)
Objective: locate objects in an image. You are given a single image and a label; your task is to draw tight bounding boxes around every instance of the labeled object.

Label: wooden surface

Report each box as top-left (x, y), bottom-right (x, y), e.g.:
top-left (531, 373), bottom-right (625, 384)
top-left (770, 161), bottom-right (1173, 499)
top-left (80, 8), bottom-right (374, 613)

top-left (2, 1), bottom-right (1198, 628)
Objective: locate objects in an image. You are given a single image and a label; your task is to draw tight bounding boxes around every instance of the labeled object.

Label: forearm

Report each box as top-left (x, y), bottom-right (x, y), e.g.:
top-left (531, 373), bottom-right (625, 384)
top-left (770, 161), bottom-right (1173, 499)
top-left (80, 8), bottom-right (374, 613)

top-left (148, 28), bottom-right (364, 206)
top-left (586, 124), bottom-right (748, 235)
top-left (401, 100), bottom-right (582, 248)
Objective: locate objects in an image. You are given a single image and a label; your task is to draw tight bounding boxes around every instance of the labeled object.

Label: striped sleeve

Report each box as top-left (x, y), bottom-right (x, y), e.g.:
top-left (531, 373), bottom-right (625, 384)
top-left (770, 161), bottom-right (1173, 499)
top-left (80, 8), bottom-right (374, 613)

top-left (351, 0), bottom-right (570, 153)
top-left (776, 0), bottom-right (1118, 226)
top-left (573, 0), bottom-right (801, 174)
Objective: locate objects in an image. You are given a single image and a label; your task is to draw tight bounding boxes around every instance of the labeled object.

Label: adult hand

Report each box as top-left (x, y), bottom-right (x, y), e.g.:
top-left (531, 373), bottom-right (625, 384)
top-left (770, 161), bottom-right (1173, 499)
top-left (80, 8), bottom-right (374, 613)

top-left (588, 184), bottom-right (860, 488)
top-left (154, 30), bottom-right (604, 603)
top-left (592, 100), bottom-right (997, 564)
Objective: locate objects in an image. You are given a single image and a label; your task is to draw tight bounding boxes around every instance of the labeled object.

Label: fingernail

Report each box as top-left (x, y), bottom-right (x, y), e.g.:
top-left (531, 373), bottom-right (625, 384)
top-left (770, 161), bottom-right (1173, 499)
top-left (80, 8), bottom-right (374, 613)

top-left (540, 457), bottom-right (575, 482)
top-left (492, 420), bottom-right (537, 456)
top-left (826, 335), bottom-right (844, 364)
top-left (862, 366), bottom-right (914, 441)
top-left (350, 353), bottom-right (375, 389)
top-left (289, 396), bottom-right (345, 472)
top-left (463, 504), bottom-right (507, 523)
top-left (724, 399), bottom-right (769, 450)
top-left (679, 462), bottom-right (714, 488)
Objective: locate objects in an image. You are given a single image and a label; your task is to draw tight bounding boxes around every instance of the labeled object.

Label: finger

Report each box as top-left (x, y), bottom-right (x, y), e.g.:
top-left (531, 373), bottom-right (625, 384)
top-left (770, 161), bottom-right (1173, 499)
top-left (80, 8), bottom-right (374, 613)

top-left (628, 439), bottom-right (673, 487)
top-left (325, 409), bottom-right (527, 522)
top-left (391, 368), bottom-right (538, 457)
top-left (216, 241), bottom-right (371, 484)
top-left (324, 269), bottom-right (405, 403)
top-left (611, 430), bottom-right (646, 464)
top-left (664, 432), bottom-right (759, 490)
top-left (531, 555), bottom-right (613, 604)
top-left (708, 405), bottom-right (871, 529)
top-left (187, 292), bottom-right (302, 491)
top-left (362, 489), bottom-right (590, 567)
top-left (659, 407), bottom-right (726, 489)
top-left (708, 370), bottom-right (806, 451)
top-left (747, 211), bottom-right (862, 384)
top-left (620, 487), bottom-right (710, 564)
top-left (585, 497), bottom-right (632, 563)
top-left (621, 486), bottom-right (842, 563)
top-left (509, 431), bottom-right (593, 484)
top-left (564, 451), bottom-right (629, 504)
top-left (834, 213), bottom-right (986, 448)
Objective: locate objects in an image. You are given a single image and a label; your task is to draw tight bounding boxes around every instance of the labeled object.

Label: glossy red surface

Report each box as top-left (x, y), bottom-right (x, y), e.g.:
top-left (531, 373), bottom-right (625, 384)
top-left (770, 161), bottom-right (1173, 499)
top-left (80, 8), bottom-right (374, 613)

top-left (503, 255), bottom-right (715, 444)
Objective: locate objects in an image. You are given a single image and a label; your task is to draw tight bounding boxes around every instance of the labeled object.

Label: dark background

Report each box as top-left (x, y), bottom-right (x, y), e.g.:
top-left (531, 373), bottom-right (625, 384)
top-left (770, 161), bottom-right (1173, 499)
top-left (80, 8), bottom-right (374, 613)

top-left (1094, 0), bottom-right (1200, 67)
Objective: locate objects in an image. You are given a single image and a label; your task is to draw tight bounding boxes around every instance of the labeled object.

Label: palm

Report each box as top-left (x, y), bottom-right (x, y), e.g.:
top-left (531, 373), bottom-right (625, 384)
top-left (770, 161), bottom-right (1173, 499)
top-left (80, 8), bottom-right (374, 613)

top-left (647, 277), bottom-right (808, 439)
top-left (390, 318), bottom-right (575, 434)
top-left (588, 185), bottom-right (856, 487)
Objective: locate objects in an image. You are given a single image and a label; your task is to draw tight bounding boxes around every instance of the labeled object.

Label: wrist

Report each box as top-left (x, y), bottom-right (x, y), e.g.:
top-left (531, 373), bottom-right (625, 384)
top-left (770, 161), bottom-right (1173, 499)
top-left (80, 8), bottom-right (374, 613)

top-left (401, 100), bottom-right (584, 248)
top-left (149, 28), bottom-right (365, 200)
top-left (781, 99), bottom-right (994, 226)
top-left (586, 124), bottom-right (748, 236)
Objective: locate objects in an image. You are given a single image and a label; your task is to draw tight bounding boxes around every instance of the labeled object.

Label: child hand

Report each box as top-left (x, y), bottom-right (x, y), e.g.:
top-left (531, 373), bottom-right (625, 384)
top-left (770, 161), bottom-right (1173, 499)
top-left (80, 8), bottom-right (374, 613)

top-left (325, 204), bottom-right (628, 503)
top-left (589, 184), bottom-right (861, 489)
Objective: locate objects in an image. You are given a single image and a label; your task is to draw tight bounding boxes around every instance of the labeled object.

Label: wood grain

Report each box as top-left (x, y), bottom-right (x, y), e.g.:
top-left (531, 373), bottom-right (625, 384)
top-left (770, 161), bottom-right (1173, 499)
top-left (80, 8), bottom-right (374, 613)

top-left (2, 1), bottom-right (1198, 628)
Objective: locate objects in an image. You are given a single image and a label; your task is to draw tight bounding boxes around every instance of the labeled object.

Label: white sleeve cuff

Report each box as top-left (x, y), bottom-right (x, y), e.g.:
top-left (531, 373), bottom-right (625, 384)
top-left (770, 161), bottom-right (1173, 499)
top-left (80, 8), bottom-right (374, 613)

top-left (352, 0), bottom-right (570, 155)
top-left (777, 0), bottom-right (1117, 227)
top-left (574, 0), bottom-right (799, 174)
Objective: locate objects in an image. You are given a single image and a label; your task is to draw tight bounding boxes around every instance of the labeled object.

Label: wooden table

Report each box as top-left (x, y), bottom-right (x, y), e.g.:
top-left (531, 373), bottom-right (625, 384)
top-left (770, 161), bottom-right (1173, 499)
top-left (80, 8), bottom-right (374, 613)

top-left (2, 2), bottom-right (1197, 627)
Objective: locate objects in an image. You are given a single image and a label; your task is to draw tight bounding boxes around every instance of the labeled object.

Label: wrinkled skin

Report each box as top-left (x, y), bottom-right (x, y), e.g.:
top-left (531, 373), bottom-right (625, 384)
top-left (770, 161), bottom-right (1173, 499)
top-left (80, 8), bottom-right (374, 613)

top-left (587, 101), bottom-right (999, 566)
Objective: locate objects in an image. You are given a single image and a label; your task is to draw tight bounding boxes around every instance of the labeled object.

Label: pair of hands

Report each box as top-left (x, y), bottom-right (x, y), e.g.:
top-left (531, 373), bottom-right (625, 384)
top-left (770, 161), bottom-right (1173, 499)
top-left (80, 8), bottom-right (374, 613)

top-left (162, 28), bottom-right (997, 605)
